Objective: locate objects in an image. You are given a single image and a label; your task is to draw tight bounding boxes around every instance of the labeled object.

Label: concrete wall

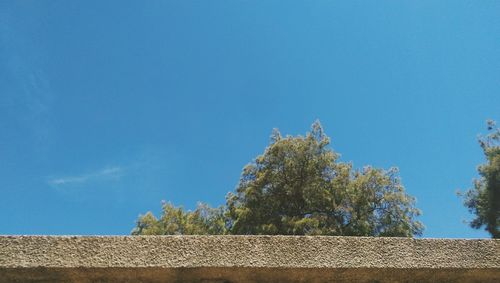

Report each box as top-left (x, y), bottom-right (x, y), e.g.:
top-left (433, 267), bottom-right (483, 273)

top-left (0, 236), bottom-right (498, 282)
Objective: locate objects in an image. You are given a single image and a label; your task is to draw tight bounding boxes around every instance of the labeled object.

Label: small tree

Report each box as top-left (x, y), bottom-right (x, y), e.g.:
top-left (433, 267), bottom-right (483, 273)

top-left (131, 202), bottom-right (227, 235)
top-left (461, 120), bottom-right (500, 238)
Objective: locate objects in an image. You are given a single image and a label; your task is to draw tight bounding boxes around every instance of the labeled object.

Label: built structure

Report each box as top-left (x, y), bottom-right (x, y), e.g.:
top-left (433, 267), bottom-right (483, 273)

top-left (1, 236), bottom-right (499, 282)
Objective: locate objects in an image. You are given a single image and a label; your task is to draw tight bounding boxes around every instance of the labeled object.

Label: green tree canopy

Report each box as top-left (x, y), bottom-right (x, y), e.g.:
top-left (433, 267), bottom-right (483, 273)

top-left (461, 120), bottom-right (500, 238)
top-left (132, 121), bottom-right (423, 237)
top-left (131, 202), bottom-right (227, 235)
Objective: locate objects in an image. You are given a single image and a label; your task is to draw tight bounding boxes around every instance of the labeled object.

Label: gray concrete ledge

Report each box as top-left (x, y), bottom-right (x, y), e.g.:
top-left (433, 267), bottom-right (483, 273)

top-left (0, 236), bottom-right (499, 282)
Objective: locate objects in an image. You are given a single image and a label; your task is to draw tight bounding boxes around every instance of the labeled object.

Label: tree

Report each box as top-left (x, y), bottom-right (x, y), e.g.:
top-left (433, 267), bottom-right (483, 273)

top-left (461, 120), bottom-right (500, 238)
top-left (131, 202), bottom-right (227, 235)
top-left (227, 121), bottom-right (423, 236)
top-left (132, 121), bottom-right (423, 237)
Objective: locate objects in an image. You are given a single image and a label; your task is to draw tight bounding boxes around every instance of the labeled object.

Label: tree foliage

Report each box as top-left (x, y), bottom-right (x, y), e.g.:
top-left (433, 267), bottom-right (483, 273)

top-left (461, 120), bottom-right (500, 238)
top-left (227, 121), bottom-right (423, 236)
top-left (131, 202), bottom-right (227, 235)
top-left (132, 121), bottom-right (423, 237)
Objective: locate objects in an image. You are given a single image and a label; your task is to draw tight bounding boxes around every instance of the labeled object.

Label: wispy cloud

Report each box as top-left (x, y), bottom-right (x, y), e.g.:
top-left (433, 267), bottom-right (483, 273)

top-left (1, 7), bottom-right (55, 156)
top-left (48, 166), bottom-right (124, 187)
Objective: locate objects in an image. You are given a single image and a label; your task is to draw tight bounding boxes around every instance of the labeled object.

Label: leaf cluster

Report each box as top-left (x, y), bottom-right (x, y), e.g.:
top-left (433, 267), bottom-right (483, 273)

top-left (131, 202), bottom-right (227, 235)
top-left (461, 120), bottom-right (500, 238)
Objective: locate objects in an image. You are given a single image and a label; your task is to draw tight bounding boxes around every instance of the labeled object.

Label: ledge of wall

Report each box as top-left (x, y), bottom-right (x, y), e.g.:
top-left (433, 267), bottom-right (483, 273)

top-left (1, 236), bottom-right (499, 282)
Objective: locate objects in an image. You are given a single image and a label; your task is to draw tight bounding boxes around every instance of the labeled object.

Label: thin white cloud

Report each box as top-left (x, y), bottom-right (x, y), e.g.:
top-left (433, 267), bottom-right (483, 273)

top-left (48, 166), bottom-right (124, 187)
top-left (50, 175), bottom-right (89, 185)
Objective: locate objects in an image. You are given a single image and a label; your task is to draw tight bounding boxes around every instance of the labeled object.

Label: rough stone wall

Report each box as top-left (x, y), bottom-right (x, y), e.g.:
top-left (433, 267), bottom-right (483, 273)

top-left (0, 236), bottom-right (499, 282)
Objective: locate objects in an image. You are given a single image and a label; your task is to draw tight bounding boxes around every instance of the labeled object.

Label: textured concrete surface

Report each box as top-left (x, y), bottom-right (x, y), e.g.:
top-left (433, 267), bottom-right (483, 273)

top-left (0, 236), bottom-right (499, 282)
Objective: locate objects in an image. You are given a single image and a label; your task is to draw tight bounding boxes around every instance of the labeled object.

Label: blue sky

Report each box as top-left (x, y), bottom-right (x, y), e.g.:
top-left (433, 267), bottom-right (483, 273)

top-left (0, 1), bottom-right (498, 237)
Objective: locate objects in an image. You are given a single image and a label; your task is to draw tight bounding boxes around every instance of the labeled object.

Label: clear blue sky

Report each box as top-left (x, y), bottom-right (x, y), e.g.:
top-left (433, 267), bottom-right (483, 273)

top-left (1, 1), bottom-right (498, 238)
